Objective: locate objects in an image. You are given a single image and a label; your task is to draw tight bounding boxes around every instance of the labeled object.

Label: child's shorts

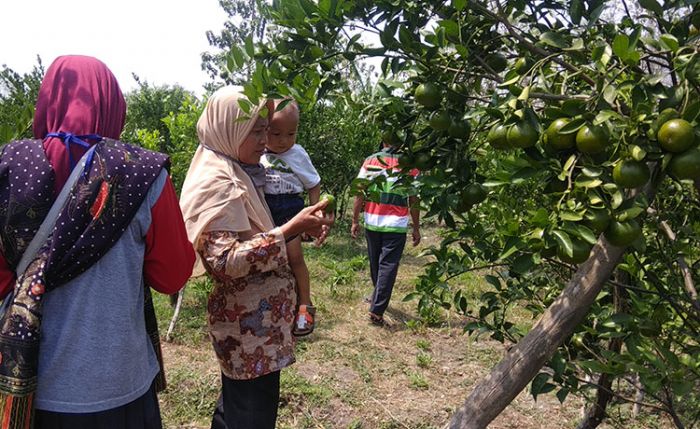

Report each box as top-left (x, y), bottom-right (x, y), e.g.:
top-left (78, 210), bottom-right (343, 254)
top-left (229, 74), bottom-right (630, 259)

top-left (265, 193), bottom-right (305, 227)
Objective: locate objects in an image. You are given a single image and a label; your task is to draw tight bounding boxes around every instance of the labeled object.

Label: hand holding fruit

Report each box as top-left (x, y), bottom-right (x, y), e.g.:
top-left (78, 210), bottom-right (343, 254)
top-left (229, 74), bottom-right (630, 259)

top-left (281, 199), bottom-right (334, 243)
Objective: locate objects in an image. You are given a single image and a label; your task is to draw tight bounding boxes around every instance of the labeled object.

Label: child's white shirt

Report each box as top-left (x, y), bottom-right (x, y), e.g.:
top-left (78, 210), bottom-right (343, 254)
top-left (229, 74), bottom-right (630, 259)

top-left (261, 144), bottom-right (321, 195)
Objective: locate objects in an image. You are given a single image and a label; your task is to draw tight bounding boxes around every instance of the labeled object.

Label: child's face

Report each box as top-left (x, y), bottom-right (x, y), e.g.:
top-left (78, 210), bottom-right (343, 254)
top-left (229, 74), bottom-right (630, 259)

top-left (267, 103), bottom-right (299, 153)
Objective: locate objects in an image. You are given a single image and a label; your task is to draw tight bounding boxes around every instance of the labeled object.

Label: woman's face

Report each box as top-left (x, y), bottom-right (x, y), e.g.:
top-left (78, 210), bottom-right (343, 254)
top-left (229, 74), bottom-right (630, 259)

top-left (238, 115), bottom-right (269, 164)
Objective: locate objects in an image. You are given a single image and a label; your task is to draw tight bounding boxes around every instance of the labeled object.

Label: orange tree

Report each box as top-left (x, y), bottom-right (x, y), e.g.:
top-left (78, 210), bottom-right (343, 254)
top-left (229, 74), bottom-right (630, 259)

top-left (232, 0), bottom-right (700, 427)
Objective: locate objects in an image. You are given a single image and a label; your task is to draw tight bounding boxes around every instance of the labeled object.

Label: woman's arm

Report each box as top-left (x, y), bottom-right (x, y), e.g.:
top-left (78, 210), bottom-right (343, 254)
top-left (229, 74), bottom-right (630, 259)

top-left (144, 176), bottom-right (196, 294)
top-left (197, 228), bottom-right (288, 280)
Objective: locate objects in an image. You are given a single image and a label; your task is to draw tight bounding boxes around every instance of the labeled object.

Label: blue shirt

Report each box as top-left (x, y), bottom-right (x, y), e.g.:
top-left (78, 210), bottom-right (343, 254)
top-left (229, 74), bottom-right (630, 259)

top-left (35, 170), bottom-right (167, 413)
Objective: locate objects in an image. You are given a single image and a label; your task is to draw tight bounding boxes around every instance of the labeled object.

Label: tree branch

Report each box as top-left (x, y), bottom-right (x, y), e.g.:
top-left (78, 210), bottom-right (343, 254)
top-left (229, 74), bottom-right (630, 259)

top-left (468, 0), bottom-right (597, 87)
top-left (658, 220), bottom-right (700, 313)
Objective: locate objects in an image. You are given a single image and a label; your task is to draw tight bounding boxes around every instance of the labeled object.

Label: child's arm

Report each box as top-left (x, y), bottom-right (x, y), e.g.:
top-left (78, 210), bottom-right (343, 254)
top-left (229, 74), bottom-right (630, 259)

top-left (307, 184), bottom-right (320, 205)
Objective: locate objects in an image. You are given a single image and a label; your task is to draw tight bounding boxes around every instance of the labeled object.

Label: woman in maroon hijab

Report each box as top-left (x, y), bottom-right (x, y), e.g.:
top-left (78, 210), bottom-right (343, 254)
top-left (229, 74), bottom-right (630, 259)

top-left (0, 55), bottom-right (195, 429)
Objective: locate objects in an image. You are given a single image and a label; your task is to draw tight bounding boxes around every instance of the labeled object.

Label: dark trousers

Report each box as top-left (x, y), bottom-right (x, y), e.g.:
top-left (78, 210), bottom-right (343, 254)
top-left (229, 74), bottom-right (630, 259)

top-left (34, 379), bottom-right (162, 429)
top-left (365, 229), bottom-right (407, 316)
top-left (211, 371), bottom-right (281, 429)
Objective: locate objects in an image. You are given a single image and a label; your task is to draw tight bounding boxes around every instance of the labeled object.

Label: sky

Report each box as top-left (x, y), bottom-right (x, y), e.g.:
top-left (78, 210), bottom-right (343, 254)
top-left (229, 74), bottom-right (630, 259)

top-left (1, 0), bottom-right (230, 95)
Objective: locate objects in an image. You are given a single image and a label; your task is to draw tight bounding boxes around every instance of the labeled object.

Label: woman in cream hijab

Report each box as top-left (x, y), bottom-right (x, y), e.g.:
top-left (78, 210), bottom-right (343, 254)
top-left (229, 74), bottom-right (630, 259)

top-left (180, 86), bottom-right (332, 428)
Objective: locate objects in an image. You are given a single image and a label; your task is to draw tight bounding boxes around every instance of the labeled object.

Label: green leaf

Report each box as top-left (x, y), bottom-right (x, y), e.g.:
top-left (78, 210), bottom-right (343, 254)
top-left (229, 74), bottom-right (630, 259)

top-left (563, 154), bottom-right (577, 171)
top-left (576, 178), bottom-right (603, 189)
top-left (612, 34), bottom-right (629, 60)
top-left (511, 253), bottom-right (535, 274)
top-left (617, 206), bottom-right (644, 221)
top-left (237, 97), bottom-right (253, 114)
top-left (558, 117), bottom-right (586, 134)
top-left (553, 230), bottom-right (573, 257)
top-left (660, 34), bottom-right (679, 53)
top-left (453, 0), bottom-right (467, 11)
top-left (560, 211), bottom-right (584, 221)
top-left (403, 292), bottom-right (421, 302)
top-left (593, 110), bottom-right (619, 125)
top-left (577, 225), bottom-right (598, 244)
top-left (603, 85), bottom-right (617, 105)
top-left (530, 372), bottom-right (550, 400)
top-left (230, 45), bottom-right (247, 70)
top-left (570, 0), bottom-right (583, 25)
top-left (556, 388), bottom-right (570, 404)
top-left (484, 275), bottom-right (501, 290)
top-left (499, 237), bottom-right (522, 260)
top-left (639, 0), bottom-right (663, 15)
top-left (244, 34), bottom-right (255, 57)
top-left (587, 3), bottom-right (605, 27)
top-left (540, 32), bottom-right (568, 49)
top-left (631, 145), bottom-right (647, 161)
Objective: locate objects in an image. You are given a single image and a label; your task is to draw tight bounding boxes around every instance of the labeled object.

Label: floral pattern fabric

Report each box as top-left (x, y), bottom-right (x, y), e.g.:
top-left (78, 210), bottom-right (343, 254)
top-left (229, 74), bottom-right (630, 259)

top-left (197, 228), bottom-right (296, 380)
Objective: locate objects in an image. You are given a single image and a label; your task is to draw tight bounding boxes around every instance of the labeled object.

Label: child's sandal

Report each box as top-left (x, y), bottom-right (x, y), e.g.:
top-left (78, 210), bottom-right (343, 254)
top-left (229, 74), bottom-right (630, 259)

top-left (293, 305), bottom-right (316, 336)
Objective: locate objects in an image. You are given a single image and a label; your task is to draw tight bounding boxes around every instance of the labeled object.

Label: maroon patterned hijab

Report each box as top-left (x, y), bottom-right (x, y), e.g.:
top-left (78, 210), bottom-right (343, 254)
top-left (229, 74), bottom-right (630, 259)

top-left (33, 55), bottom-right (126, 193)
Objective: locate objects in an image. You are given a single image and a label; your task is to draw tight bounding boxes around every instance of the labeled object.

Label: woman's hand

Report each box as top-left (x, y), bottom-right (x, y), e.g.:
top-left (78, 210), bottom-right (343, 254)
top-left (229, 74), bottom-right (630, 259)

top-left (280, 200), bottom-right (335, 242)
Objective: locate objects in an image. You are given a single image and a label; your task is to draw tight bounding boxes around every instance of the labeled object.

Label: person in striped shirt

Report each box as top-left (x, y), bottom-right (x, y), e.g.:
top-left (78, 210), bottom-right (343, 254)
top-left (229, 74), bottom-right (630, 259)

top-left (350, 142), bottom-right (421, 326)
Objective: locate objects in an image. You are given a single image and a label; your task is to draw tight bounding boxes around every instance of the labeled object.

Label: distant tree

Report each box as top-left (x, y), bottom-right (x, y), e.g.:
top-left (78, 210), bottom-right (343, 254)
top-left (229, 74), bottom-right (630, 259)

top-left (200, 0), bottom-right (267, 88)
top-left (0, 56), bottom-right (44, 143)
top-left (122, 76), bottom-right (193, 153)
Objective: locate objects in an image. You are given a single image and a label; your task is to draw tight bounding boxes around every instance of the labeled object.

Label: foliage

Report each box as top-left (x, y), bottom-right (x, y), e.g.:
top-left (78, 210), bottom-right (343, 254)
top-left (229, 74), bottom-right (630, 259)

top-left (240, 0), bottom-right (700, 426)
top-left (298, 100), bottom-right (380, 216)
top-left (121, 80), bottom-right (203, 195)
top-left (201, 0), bottom-right (268, 88)
top-left (122, 79), bottom-right (194, 152)
top-left (0, 57), bottom-right (44, 143)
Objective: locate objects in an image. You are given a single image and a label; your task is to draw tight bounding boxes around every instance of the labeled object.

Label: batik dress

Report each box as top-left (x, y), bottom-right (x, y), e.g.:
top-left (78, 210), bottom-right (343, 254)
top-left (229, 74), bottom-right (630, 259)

top-left (197, 220), bottom-right (297, 380)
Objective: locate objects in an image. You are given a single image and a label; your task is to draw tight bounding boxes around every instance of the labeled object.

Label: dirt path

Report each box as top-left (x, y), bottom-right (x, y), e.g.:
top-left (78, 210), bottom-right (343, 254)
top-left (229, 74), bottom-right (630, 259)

top-left (155, 227), bottom-right (659, 428)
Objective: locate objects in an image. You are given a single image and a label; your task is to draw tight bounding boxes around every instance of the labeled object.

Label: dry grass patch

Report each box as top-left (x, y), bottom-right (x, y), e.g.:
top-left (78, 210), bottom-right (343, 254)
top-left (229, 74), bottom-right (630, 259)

top-left (153, 224), bottom-right (672, 428)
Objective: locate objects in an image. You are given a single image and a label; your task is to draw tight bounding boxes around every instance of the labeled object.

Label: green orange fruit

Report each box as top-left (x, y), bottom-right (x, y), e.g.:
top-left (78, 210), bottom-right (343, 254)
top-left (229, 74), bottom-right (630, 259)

top-left (461, 183), bottom-right (487, 206)
top-left (448, 118), bottom-right (471, 140)
top-left (382, 130), bottom-right (400, 146)
top-left (507, 121), bottom-right (539, 148)
top-left (584, 208), bottom-right (611, 234)
top-left (612, 160), bottom-right (650, 188)
top-left (557, 239), bottom-right (593, 264)
top-left (429, 110), bottom-right (451, 131)
top-left (658, 119), bottom-right (696, 153)
top-left (415, 83), bottom-right (441, 109)
top-left (320, 193), bottom-right (336, 214)
top-left (545, 118), bottom-right (576, 151)
top-left (668, 147), bottom-right (700, 180)
top-left (414, 152), bottom-right (433, 170)
top-left (605, 219), bottom-right (642, 247)
top-left (487, 123), bottom-right (510, 149)
top-left (576, 124), bottom-right (609, 154)
top-left (485, 53), bottom-right (508, 73)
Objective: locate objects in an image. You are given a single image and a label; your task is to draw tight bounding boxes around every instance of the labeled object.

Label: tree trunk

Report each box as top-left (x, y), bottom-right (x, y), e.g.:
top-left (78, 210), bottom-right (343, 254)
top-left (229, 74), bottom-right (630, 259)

top-left (448, 167), bottom-right (661, 429)
top-left (448, 238), bottom-right (625, 429)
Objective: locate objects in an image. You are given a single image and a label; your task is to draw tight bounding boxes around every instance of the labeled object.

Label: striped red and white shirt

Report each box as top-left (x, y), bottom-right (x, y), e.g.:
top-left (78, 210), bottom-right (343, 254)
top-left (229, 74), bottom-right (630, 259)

top-left (357, 149), bottom-right (419, 233)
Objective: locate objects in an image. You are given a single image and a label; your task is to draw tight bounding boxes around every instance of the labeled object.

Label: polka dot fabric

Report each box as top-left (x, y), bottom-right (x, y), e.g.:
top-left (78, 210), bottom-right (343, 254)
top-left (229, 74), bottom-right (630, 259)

top-left (0, 138), bottom-right (169, 398)
top-left (0, 140), bottom-right (55, 269)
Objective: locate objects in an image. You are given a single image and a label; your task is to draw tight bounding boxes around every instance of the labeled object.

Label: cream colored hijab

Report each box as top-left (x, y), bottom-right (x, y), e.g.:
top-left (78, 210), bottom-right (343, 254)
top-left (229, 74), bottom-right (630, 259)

top-left (180, 86), bottom-right (275, 276)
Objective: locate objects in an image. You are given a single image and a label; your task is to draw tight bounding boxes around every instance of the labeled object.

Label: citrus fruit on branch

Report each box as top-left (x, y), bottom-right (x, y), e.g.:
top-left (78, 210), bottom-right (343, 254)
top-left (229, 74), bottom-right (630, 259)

top-left (415, 83), bottom-right (441, 109)
top-left (545, 118), bottom-right (576, 151)
top-left (612, 160), bottom-right (650, 189)
top-left (658, 119), bottom-right (696, 153)
top-left (576, 124), bottom-right (609, 154)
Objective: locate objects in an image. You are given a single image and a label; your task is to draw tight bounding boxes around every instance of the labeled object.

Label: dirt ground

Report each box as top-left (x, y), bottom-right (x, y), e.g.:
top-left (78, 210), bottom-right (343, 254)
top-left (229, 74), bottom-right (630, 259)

top-left (156, 226), bottom-right (673, 429)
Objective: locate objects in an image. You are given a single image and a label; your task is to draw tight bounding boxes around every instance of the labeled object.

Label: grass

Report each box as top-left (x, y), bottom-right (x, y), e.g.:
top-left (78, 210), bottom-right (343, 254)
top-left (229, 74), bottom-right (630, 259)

top-left (153, 225), bottom-right (676, 429)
